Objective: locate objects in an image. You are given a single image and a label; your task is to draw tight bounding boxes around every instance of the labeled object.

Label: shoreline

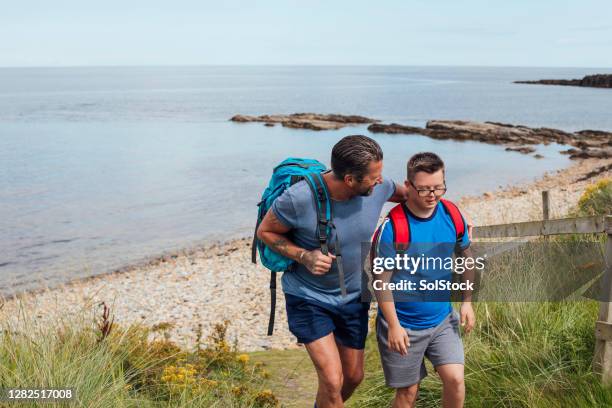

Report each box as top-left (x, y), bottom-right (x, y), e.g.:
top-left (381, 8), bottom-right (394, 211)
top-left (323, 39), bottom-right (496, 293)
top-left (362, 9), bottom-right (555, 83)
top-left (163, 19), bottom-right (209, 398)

top-left (0, 237), bottom-right (253, 301)
top-left (1, 157), bottom-right (610, 352)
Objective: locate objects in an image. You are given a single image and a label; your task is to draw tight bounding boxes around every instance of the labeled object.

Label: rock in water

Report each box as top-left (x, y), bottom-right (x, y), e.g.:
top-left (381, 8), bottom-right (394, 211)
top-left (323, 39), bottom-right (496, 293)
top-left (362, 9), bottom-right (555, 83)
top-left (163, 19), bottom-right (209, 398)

top-left (230, 113), bottom-right (379, 131)
top-left (506, 146), bottom-right (536, 154)
top-left (368, 119), bottom-right (612, 159)
top-left (514, 74), bottom-right (612, 89)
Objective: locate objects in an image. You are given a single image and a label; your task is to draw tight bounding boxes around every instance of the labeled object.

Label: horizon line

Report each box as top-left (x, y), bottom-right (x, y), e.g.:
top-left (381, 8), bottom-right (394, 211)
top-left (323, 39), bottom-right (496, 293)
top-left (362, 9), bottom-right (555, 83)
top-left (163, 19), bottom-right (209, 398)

top-left (1, 63), bottom-right (611, 70)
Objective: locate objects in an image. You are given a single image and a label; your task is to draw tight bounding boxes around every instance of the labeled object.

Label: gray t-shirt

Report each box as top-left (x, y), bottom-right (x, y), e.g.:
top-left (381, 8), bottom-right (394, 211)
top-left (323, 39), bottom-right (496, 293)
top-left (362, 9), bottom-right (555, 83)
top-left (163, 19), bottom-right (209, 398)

top-left (271, 177), bottom-right (396, 305)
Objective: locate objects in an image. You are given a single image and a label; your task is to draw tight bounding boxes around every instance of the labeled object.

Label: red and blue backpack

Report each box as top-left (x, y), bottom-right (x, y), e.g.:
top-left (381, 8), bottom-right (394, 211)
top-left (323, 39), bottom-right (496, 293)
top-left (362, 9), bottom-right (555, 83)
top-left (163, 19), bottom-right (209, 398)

top-left (371, 199), bottom-right (466, 259)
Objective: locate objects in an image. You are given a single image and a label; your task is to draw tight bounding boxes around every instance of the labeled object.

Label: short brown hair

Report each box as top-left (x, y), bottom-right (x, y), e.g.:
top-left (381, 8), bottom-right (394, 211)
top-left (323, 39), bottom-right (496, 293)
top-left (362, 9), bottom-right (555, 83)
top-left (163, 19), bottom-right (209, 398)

top-left (331, 135), bottom-right (383, 181)
top-left (407, 152), bottom-right (445, 181)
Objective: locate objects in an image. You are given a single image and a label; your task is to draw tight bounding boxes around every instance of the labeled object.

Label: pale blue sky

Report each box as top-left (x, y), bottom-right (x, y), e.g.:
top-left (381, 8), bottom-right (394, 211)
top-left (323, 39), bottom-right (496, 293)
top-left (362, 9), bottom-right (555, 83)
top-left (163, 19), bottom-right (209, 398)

top-left (2, 0), bottom-right (611, 67)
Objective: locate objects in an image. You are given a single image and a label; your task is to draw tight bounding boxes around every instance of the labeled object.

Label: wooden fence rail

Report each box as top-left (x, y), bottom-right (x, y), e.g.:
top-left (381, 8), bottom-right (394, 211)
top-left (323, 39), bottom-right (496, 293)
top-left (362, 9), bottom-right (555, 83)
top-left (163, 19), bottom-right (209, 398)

top-left (471, 200), bottom-right (612, 383)
top-left (473, 215), bottom-right (610, 239)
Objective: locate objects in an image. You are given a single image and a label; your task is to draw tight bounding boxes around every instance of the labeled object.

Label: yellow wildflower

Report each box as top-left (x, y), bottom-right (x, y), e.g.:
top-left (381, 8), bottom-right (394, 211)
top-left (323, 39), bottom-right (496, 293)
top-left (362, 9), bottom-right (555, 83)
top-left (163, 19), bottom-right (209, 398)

top-left (236, 354), bottom-right (250, 364)
top-left (254, 389), bottom-right (279, 406)
top-left (200, 378), bottom-right (219, 388)
top-left (232, 385), bottom-right (248, 396)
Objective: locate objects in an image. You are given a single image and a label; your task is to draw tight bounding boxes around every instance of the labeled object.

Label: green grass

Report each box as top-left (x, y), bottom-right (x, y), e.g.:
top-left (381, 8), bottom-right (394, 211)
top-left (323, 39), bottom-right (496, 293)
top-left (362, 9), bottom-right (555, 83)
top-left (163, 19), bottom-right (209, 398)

top-left (351, 301), bottom-right (612, 408)
top-left (256, 301), bottom-right (611, 408)
top-left (250, 348), bottom-right (317, 408)
top-left (0, 306), bottom-right (279, 408)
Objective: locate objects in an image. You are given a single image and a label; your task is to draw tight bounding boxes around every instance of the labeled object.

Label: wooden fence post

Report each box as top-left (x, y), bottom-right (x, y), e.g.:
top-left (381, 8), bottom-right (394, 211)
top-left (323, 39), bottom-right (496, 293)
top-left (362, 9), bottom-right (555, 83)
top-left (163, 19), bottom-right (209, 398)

top-left (593, 216), bottom-right (612, 383)
top-left (542, 191), bottom-right (550, 221)
top-left (542, 191), bottom-right (550, 241)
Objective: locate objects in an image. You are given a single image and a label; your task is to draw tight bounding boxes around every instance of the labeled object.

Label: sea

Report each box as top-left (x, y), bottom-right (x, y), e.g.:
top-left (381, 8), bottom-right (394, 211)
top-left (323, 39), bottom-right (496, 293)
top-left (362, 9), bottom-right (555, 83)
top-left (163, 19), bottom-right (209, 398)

top-left (1, 65), bottom-right (611, 295)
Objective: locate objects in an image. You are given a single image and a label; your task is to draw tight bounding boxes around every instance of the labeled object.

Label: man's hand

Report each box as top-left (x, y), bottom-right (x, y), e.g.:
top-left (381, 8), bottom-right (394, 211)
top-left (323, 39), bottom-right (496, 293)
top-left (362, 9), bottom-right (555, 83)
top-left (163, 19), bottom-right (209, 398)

top-left (460, 302), bottom-right (476, 334)
top-left (387, 322), bottom-right (410, 355)
top-left (389, 182), bottom-right (409, 203)
top-left (301, 249), bottom-right (336, 275)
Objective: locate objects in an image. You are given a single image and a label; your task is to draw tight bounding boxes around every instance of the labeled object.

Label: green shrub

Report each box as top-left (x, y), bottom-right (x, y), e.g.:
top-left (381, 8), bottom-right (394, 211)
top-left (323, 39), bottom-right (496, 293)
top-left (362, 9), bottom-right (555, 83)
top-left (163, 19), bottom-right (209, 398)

top-left (576, 178), bottom-right (612, 216)
top-left (0, 306), bottom-right (278, 408)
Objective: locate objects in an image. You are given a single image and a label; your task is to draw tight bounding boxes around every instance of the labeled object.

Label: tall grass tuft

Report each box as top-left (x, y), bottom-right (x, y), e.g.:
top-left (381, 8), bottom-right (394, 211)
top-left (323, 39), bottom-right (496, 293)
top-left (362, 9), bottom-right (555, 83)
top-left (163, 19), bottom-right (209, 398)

top-left (0, 303), bottom-right (279, 407)
top-left (353, 301), bottom-right (609, 408)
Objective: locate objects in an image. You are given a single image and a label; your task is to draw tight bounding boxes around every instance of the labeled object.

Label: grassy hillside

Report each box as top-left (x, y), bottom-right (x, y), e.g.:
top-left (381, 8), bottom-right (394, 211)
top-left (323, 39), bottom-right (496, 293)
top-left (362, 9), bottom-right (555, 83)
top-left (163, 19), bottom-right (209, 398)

top-left (0, 310), bottom-right (279, 407)
top-left (1, 178), bottom-right (609, 407)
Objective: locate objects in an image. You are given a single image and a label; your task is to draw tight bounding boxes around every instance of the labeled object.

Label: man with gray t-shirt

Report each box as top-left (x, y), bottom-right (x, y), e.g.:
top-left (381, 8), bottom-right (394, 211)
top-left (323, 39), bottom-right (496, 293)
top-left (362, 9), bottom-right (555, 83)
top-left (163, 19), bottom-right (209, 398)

top-left (257, 135), bottom-right (410, 408)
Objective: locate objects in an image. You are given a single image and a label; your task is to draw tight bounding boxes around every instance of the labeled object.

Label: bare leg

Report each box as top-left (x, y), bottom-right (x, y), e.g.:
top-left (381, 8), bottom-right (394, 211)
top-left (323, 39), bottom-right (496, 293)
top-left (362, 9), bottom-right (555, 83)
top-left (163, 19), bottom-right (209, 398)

top-left (305, 333), bottom-right (344, 408)
top-left (393, 383), bottom-right (419, 408)
top-left (436, 364), bottom-right (465, 408)
top-left (336, 341), bottom-right (365, 401)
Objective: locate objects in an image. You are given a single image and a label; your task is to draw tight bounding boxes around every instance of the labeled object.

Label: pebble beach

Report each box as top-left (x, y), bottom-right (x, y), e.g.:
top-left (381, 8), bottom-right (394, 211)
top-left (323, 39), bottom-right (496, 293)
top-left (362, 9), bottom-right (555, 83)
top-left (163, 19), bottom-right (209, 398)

top-left (1, 157), bottom-right (610, 352)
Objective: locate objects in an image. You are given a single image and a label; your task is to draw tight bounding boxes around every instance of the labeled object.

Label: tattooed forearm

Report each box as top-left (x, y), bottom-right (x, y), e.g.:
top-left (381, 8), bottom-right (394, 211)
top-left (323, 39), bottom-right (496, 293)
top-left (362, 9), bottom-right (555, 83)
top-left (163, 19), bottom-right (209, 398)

top-left (257, 209), bottom-right (306, 263)
top-left (272, 238), bottom-right (290, 255)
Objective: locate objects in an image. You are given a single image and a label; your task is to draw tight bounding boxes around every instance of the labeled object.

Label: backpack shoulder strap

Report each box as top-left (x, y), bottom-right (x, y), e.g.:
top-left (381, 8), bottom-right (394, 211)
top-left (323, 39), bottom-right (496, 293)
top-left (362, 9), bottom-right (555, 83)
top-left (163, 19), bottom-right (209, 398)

top-left (440, 198), bottom-right (465, 241)
top-left (303, 172), bottom-right (348, 298)
top-left (370, 219), bottom-right (386, 266)
top-left (371, 221), bottom-right (384, 253)
top-left (304, 172), bottom-right (331, 254)
top-left (388, 203), bottom-right (410, 252)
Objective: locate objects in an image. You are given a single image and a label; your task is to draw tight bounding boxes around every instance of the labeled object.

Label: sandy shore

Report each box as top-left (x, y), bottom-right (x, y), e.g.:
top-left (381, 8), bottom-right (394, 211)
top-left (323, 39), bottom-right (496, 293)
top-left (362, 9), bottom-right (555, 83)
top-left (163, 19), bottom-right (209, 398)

top-left (1, 158), bottom-right (610, 352)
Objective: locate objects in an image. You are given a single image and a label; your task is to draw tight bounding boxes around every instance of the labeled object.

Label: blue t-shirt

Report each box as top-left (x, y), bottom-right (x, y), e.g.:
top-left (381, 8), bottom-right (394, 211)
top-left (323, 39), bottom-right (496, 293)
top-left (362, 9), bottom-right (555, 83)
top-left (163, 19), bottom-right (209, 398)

top-left (376, 201), bottom-right (470, 330)
top-left (272, 177), bottom-right (396, 306)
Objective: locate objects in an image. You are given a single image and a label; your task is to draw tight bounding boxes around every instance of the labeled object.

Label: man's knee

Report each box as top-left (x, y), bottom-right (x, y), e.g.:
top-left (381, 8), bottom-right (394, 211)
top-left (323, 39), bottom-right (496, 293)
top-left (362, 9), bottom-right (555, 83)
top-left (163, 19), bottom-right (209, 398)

top-left (319, 369), bottom-right (344, 395)
top-left (343, 366), bottom-right (364, 388)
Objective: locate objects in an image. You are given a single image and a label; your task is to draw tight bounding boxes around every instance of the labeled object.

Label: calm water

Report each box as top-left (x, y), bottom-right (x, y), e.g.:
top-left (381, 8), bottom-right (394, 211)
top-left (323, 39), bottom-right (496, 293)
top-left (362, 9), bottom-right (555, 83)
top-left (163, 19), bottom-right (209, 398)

top-left (1, 66), bottom-right (611, 294)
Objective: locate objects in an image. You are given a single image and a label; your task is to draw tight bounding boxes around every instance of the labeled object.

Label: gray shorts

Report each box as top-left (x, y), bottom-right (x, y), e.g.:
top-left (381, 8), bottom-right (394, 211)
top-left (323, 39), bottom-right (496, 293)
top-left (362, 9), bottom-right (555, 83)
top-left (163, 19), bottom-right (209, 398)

top-left (376, 311), bottom-right (464, 388)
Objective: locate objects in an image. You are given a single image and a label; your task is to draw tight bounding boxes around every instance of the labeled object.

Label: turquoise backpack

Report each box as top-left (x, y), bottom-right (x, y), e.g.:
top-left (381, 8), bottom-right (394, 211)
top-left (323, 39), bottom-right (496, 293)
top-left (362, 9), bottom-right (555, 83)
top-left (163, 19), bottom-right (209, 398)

top-left (252, 158), bottom-right (346, 335)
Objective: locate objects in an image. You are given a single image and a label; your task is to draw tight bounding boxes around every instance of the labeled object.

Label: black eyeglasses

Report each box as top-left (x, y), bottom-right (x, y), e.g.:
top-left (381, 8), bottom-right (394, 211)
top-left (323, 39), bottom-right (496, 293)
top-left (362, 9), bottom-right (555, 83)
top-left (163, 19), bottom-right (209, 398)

top-left (409, 181), bottom-right (447, 197)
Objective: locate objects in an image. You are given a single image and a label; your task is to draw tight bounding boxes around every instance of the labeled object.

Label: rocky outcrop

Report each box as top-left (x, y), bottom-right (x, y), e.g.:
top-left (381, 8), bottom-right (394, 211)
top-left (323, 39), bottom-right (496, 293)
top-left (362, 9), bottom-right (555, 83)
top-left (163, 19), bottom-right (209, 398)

top-left (506, 146), bottom-right (536, 154)
top-left (230, 113), bottom-right (378, 131)
top-left (576, 163), bottom-right (612, 182)
top-left (514, 74), bottom-right (612, 88)
top-left (567, 147), bottom-right (612, 159)
top-left (234, 111), bottom-right (612, 160)
top-left (367, 120), bottom-right (612, 159)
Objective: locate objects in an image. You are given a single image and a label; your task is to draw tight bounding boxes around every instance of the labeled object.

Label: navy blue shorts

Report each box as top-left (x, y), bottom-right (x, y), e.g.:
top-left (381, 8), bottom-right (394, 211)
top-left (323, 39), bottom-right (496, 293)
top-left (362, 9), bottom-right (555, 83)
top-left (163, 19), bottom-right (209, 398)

top-left (284, 293), bottom-right (370, 349)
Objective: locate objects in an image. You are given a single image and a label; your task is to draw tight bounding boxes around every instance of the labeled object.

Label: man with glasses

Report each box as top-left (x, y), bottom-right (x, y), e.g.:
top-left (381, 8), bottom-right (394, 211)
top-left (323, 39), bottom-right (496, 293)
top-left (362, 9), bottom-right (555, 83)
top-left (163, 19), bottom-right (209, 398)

top-left (372, 152), bottom-right (476, 408)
